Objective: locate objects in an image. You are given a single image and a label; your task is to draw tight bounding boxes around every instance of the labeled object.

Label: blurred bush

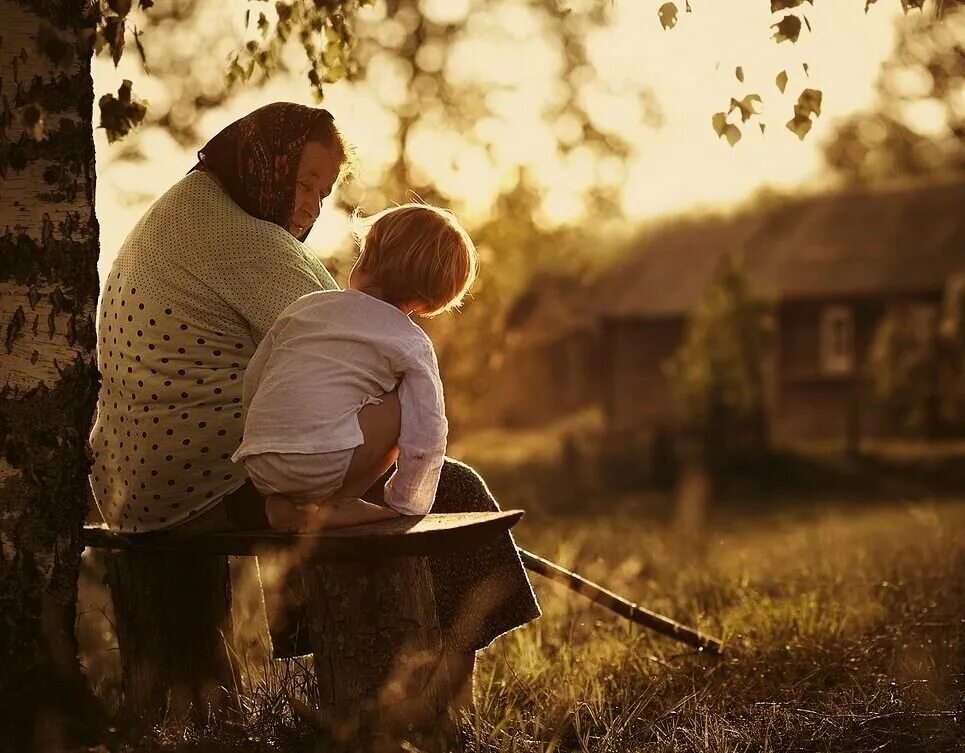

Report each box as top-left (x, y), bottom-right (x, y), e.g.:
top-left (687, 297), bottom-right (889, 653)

top-left (665, 253), bottom-right (774, 474)
top-left (871, 275), bottom-right (965, 436)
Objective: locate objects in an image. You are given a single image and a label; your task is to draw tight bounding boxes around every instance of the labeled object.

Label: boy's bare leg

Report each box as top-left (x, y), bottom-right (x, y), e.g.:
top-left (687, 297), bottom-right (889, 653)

top-left (265, 391), bottom-right (403, 532)
top-left (265, 495), bottom-right (398, 532)
top-left (266, 495), bottom-right (398, 531)
top-left (339, 389), bottom-right (400, 500)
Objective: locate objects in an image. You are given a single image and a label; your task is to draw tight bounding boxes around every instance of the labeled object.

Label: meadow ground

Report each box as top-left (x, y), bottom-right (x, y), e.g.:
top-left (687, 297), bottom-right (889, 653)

top-left (90, 487), bottom-right (963, 752)
top-left (476, 495), bottom-right (963, 752)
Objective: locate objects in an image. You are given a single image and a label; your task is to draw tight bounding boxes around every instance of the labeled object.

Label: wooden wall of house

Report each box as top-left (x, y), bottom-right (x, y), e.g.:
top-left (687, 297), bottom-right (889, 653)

top-left (773, 296), bottom-right (939, 442)
top-left (601, 317), bottom-right (684, 435)
top-left (601, 292), bottom-right (945, 448)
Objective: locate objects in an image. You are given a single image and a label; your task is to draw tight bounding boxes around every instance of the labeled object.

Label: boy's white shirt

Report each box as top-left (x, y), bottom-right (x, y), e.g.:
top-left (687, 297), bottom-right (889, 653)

top-left (232, 289), bottom-right (447, 515)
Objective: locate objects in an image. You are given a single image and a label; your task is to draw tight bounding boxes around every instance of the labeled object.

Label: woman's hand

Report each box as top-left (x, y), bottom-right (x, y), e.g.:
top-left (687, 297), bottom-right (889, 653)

top-left (265, 494), bottom-right (400, 532)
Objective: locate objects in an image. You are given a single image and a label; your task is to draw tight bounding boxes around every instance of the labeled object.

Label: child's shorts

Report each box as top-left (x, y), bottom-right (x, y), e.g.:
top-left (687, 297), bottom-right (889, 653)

top-left (242, 448), bottom-right (356, 501)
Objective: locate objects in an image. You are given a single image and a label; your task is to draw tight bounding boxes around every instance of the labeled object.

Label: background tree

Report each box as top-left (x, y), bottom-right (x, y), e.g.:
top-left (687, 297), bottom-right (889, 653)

top-left (0, 0), bottom-right (359, 747)
top-left (870, 275), bottom-right (965, 436)
top-left (824, 2), bottom-right (964, 182)
top-left (0, 2), bottom-right (101, 750)
top-left (665, 254), bottom-right (774, 473)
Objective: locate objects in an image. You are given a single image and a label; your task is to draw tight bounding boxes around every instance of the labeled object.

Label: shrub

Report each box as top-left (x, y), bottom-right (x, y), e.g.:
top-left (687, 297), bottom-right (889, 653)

top-left (871, 275), bottom-right (965, 436)
top-left (665, 253), bottom-right (774, 472)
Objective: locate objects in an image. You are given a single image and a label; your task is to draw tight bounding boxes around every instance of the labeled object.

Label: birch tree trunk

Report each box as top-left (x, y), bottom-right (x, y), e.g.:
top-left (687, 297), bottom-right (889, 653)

top-left (0, 1), bottom-right (100, 749)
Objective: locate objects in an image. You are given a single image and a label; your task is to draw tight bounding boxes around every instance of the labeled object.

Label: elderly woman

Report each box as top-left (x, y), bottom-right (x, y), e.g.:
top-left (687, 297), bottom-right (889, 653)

top-left (89, 102), bottom-right (539, 705)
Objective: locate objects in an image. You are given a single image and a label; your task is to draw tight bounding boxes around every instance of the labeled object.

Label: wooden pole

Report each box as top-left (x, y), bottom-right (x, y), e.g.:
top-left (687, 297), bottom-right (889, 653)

top-left (519, 548), bottom-right (724, 654)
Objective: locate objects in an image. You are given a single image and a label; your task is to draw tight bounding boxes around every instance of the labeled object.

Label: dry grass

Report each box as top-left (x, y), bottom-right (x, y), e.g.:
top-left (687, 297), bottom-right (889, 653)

top-left (82, 495), bottom-right (964, 752)
top-left (472, 498), bottom-right (964, 752)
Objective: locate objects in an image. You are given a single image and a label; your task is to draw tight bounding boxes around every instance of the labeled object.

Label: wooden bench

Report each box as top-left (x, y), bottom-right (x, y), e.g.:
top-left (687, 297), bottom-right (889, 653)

top-left (83, 510), bottom-right (524, 753)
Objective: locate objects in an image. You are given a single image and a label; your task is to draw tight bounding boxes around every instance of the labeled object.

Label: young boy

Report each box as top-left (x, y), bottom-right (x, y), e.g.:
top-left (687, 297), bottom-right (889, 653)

top-left (232, 203), bottom-right (478, 531)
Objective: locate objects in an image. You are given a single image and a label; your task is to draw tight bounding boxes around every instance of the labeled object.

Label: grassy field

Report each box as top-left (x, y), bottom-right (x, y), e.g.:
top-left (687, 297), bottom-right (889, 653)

top-left (92, 491), bottom-right (963, 752)
top-left (475, 497), bottom-right (964, 752)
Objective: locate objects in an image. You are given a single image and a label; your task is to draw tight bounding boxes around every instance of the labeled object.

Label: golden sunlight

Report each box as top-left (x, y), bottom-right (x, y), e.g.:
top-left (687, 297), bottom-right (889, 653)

top-left (93, 0), bottom-right (907, 285)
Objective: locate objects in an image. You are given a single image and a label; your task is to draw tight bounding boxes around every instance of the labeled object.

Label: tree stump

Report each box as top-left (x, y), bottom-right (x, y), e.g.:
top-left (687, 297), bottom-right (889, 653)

top-left (103, 550), bottom-right (235, 720)
top-left (302, 554), bottom-right (458, 753)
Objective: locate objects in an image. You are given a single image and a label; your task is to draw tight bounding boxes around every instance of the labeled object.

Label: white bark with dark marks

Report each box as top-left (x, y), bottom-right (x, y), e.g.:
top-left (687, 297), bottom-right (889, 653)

top-left (0, 0), bottom-right (101, 748)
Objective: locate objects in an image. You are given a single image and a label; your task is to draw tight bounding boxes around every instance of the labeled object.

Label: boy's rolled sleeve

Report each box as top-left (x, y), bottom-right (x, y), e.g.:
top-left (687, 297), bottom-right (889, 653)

top-left (383, 340), bottom-right (448, 515)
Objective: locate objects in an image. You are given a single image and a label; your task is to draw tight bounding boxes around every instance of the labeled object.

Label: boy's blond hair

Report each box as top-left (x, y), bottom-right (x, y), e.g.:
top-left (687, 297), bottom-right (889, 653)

top-left (353, 203), bottom-right (478, 317)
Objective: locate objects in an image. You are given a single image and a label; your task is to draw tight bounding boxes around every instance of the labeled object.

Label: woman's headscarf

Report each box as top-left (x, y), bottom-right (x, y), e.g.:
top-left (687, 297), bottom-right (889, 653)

top-left (193, 103), bottom-right (342, 242)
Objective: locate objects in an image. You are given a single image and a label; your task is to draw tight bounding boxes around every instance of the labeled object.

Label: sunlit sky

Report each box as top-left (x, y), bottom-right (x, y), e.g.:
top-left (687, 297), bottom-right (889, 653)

top-left (93, 0), bottom-right (909, 285)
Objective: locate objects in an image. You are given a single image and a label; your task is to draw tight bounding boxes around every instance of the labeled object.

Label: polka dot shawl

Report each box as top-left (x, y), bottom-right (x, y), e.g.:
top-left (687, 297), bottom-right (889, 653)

top-left (90, 170), bottom-right (337, 532)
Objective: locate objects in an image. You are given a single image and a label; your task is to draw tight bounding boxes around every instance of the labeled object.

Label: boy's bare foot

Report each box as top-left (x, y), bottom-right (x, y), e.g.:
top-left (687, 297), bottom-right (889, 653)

top-left (265, 495), bottom-right (317, 532)
top-left (265, 495), bottom-right (400, 533)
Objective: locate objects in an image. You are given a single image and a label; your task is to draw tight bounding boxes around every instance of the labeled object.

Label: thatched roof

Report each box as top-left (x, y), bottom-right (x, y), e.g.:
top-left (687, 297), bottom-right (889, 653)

top-left (598, 174), bottom-right (965, 319)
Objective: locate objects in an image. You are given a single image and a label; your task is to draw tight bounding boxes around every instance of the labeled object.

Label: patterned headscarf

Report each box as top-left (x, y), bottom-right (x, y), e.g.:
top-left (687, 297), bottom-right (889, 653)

top-left (193, 103), bottom-right (342, 241)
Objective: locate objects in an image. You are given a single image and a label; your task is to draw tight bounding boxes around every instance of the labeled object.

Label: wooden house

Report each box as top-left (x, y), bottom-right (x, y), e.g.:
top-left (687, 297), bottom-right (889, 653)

top-left (596, 175), bottom-right (965, 444)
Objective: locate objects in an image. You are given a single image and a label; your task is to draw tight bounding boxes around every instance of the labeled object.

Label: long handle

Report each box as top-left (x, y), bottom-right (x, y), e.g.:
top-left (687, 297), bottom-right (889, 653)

top-left (518, 548), bottom-right (724, 655)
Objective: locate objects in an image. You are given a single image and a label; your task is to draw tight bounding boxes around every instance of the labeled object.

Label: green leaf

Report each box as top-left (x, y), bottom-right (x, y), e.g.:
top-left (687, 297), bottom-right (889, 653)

top-left (658, 2), bottom-right (679, 30)
top-left (770, 0), bottom-right (811, 10)
top-left (103, 16), bottom-right (126, 66)
top-left (776, 70), bottom-right (788, 93)
top-left (771, 14), bottom-right (802, 43)
top-left (784, 88), bottom-right (821, 140)
top-left (98, 79), bottom-right (147, 144)
top-left (276, 2), bottom-right (293, 24)
top-left (796, 87), bottom-right (822, 117)
top-left (736, 66), bottom-right (744, 83)
top-left (712, 112), bottom-right (741, 146)
top-left (107, 0), bottom-right (132, 18)
top-left (712, 111), bottom-right (728, 137)
top-left (132, 25), bottom-right (148, 72)
top-left (729, 94), bottom-right (762, 123)
top-left (786, 112), bottom-right (812, 139)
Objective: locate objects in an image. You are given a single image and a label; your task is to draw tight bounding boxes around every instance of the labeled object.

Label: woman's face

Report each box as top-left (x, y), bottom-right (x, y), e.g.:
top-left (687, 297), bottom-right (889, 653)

top-left (290, 140), bottom-right (341, 237)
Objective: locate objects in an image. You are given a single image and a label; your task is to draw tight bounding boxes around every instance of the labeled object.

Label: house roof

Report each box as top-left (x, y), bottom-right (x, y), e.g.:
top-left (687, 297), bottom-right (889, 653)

top-left (504, 273), bottom-right (598, 346)
top-left (597, 174), bottom-right (965, 319)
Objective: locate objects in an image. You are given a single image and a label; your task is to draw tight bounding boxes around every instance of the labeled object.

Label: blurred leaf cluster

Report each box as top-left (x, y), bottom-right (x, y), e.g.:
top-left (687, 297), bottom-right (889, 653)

top-left (423, 181), bottom-right (597, 433)
top-left (871, 275), bottom-right (965, 436)
top-left (666, 254), bottom-right (774, 471)
top-left (334, 0), bottom-right (639, 429)
top-left (824, 3), bottom-right (965, 181)
top-left (227, 0), bottom-right (372, 100)
top-left (98, 79), bottom-right (146, 143)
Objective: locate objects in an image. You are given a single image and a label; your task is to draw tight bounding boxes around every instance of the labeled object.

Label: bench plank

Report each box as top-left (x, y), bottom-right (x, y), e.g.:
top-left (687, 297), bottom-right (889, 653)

top-left (82, 510), bottom-right (524, 560)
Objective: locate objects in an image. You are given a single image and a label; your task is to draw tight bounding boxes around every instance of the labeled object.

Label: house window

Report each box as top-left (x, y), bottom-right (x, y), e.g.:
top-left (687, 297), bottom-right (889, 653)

top-left (820, 305), bottom-right (854, 375)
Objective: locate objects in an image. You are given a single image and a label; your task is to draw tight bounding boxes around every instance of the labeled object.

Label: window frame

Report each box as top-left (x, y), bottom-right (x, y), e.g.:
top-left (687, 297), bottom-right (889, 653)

top-left (819, 304), bottom-right (855, 376)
